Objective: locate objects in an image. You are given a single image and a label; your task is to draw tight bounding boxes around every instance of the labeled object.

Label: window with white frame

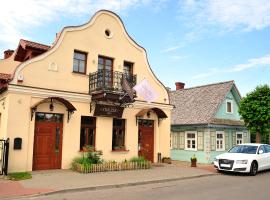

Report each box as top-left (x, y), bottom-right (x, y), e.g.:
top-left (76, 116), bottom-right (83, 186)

top-left (236, 132), bottom-right (243, 144)
top-left (216, 131), bottom-right (225, 151)
top-left (185, 132), bottom-right (197, 150)
top-left (226, 100), bottom-right (233, 113)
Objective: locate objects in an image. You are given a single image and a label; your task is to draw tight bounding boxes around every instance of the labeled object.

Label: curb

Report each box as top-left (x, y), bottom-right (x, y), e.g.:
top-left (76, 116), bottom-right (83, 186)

top-left (6, 173), bottom-right (218, 199)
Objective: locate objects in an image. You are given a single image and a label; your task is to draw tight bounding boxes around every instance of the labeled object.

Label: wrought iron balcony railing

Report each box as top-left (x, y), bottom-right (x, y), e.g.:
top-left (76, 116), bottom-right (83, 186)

top-left (89, 69), bottom-right (137, 93)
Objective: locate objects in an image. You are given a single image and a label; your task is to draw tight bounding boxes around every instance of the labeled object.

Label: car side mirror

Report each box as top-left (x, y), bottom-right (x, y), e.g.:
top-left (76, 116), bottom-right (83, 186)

top-left (258, 150), bottom-right (264, 154)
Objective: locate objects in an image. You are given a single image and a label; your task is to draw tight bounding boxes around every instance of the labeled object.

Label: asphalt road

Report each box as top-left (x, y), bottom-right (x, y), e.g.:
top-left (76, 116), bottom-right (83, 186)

top-left (22, 170), bottom-right (270, 200)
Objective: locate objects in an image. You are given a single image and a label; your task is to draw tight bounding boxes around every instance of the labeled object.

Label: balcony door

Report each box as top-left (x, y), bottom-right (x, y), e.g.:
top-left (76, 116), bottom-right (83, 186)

top-left (98, 56), bottom-right (113, 89)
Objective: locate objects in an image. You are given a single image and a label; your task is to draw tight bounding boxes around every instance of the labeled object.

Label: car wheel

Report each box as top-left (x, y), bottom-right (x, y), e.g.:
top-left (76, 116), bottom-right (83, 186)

top-left (249, 161), bottom-right (258, 176)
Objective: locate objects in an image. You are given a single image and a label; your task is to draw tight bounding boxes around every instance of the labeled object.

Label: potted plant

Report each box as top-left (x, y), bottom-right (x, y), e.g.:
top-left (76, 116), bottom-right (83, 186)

top-left (190, 154), bottom-right (197, 167)
top-left (162, 157), bottom-right (172, 164)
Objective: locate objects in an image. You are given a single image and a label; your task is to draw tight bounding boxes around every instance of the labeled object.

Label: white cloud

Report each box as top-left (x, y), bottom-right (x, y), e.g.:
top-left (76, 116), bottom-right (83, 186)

top-left (179, 0), bottom-right (270, 32)
top-left (192, 54), bottom-right (270, 79)
top-left (0, 0), bottom-right (154, 52)
top-left (160, 45), bottom-right (184, 53)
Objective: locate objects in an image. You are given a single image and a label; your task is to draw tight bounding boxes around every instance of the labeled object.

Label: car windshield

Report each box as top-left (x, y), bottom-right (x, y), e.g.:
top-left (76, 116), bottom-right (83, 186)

top-left (228, 145), bottom-right (258, 154)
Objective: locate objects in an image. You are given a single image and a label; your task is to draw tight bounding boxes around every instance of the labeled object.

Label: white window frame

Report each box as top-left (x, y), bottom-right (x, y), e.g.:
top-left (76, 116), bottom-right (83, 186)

top-left (185, 131), bottom-right (197, 151)
top-left (226, 99), bottom-right (233, 114)
top-left (236, 132), bottom-right (243, 144)
top-left (216, 131), bottom-right (225, 151)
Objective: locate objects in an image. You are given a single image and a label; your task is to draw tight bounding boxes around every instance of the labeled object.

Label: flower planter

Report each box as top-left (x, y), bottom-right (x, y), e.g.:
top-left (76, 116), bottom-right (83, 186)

top-left (191, 159), bottom-right (197, 167)
top-left (162, 157), bottom-right (172, 164)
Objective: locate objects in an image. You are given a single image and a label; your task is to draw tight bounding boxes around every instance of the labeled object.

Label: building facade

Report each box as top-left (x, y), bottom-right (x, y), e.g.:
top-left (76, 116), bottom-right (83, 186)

top-left (170, 81), bottom-right (249, 164)
top-left (0, 10), bottom-right (172, 172)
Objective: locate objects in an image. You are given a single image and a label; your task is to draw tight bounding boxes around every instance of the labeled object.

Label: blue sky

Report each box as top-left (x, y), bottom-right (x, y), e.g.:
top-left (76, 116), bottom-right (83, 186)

top-left (0, 0), bottom-right (270, 96)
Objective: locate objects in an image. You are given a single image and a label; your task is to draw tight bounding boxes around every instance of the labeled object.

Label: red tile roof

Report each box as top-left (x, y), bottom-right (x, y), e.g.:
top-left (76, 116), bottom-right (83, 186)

top-left (0, 73), bottom-right (12, 81)
top-left (20, 39), bottom-right (50, 51)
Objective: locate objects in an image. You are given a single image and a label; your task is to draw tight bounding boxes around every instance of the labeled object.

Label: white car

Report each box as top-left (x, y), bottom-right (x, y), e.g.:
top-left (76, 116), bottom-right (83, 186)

top-left (213, 143), bottom-right (270, 176)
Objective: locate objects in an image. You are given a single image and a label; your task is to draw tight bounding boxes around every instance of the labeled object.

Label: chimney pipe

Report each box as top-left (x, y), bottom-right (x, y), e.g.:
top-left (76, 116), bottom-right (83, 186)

top-left (4, 50), bottom-right (14, 59)
top-left (175, 82), bottom-right (185, 90)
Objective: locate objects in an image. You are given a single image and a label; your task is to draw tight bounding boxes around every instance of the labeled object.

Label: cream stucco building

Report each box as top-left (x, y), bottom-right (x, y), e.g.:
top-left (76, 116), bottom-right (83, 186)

top-left (0, 10), bottom-right (172, 172)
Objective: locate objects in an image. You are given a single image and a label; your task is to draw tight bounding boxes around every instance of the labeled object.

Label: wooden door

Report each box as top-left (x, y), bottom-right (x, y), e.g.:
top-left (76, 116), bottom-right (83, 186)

top-left (33, 113), bottom-right (63, 170)
top-left (138, 120), bottom-right (154, 162)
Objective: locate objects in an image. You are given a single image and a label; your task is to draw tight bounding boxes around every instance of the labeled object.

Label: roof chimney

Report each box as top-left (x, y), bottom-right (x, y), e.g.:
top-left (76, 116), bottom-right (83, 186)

top-left (4, 49), bottom-right (14, 59)
top-left (175, 82), bottom-right (185, 90)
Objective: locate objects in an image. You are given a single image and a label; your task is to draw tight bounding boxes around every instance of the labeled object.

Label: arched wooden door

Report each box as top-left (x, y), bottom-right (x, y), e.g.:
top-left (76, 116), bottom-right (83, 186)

top-left (33, 113), bottom-right (63, 170)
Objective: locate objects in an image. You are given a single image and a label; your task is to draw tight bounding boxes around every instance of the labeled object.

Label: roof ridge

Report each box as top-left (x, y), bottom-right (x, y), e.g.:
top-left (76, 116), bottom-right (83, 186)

top-left (171, 80), bottom-right (234, 92)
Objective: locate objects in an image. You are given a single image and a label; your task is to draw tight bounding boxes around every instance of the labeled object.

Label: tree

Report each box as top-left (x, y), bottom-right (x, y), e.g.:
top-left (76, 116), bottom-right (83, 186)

top-left (239, 84), bottom-right (270, 143)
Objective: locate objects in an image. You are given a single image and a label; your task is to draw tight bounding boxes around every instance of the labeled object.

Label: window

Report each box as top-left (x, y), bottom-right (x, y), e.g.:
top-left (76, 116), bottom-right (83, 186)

top-left (236, 132), bottom-right (243, 144)
top-left (73, 51), bottom-right (87, 74)
top-left (112, 118), bottom-right (125, 150)
top-left (80, 116), bottom-right (96, 150)
top-left (226, 100), bottom-right (233, 113)
top-left (123, 61), bottom-right (133, 75)
top-left (258, 145), bottom-right (267, 154)
top-left (98, 56), bottom-right (113, 88)
top-left (216, 131), bottom-right (225, 151)
top-left (265, 145), bottom-right (270, 153)
top-left (185, 132), bottom-right (197, 150)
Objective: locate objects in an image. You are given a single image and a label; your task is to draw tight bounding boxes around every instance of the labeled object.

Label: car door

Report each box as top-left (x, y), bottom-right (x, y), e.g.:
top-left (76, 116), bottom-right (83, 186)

top-left (257, 145), bottom-right (268, 170)
top-left (264, 145), bottom-right (270, 169)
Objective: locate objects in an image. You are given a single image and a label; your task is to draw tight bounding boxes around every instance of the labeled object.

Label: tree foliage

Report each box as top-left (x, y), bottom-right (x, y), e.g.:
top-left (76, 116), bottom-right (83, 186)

top-left (239, 84), bottom-right (270, 142)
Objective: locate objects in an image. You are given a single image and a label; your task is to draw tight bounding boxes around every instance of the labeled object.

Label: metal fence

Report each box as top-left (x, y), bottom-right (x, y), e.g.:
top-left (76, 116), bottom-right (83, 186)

top-left (89, 70), bottom-right (137, 93)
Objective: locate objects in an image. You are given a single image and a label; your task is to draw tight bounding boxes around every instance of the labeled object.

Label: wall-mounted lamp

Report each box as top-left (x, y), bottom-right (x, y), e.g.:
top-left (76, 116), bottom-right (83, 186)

top-left (49, 98), bottom-right (54, 111)
top-left (147, 111), bottom-right (151, 118)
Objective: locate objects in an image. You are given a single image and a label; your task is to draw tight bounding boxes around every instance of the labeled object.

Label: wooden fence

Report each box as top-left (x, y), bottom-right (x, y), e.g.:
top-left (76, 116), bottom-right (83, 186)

top-left (75, 161), bottom-right (151, 173)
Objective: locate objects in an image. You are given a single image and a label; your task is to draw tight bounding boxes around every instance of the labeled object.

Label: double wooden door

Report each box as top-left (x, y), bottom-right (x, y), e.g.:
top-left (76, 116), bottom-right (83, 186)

top-left (33, 113), bottom-right (63, 170)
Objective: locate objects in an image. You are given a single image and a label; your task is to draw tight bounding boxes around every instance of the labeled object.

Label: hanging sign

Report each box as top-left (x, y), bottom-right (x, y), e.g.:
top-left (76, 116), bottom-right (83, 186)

top-left (94, 104), bottom-right (124, 118)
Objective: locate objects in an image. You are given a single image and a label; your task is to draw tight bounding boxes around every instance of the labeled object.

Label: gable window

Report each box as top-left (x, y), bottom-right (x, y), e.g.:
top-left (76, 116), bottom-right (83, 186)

top-left (226, 100), bottom-right (233, 113)
top-left (216, 131), bottom-right (225, 151)
top-left (73, 50), bottom-right (87, 74)
top-left (112, 118), bottom-right (125, 151)
top-left (236, 132), bottom-right (243, 144)
top-left (80, 116), bottom-right (96, 150)
top-left (185, 131), bottom-right (197, 150)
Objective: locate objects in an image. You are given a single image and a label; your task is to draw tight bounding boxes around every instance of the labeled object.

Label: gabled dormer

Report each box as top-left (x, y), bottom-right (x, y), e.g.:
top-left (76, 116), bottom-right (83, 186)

top-left (214, 84), bottom-right (242, 121)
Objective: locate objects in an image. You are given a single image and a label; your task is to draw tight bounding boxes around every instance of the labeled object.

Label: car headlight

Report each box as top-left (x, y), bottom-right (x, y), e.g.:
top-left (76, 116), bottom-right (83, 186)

top-left (236, 160), bottom-right (248, 164)
top-left (214, 157), bottom-right (218, 162)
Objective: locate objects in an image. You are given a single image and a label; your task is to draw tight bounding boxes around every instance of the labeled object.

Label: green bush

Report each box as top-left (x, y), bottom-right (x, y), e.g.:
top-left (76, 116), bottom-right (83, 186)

top-left (87, 150), bottom-right (103, 164)
top-left (129, 156), bottom-right (147, 163)
top-left (71, 147), bottom-right (103, 170)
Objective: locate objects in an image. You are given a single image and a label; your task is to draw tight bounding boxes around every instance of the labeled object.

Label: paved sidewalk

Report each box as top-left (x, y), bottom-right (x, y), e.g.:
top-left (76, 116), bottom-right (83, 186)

top-left (0, 163), bottom-right (217, 199)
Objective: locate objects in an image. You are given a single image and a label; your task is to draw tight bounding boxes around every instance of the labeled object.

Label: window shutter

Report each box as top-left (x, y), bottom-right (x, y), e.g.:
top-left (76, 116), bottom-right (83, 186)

top-left (232, 132), bottom-right (236, 146)
top-left (179, 132), bottom-right (185, 149)
top-left (172, 133), bottom-right (177, 149)
top-left (243, 132), bottom-right (248, 143)
top-left (225, 131), bottom-right (229, 150)
top-left (211, 131), bottom-right (216, 151)
top-left (197, 132), bottom-right (204, 151)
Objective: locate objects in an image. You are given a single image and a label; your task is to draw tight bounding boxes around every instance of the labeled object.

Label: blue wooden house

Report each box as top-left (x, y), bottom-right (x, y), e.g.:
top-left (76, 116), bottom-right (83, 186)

top-left (170, 81), bottom-right (249, 163)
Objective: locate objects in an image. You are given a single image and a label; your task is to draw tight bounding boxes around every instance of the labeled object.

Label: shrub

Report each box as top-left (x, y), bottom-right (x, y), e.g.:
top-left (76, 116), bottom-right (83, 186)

top-left (129, 156), bottom-right (147, 163)
top-left (71, 147), bottom-right (103, 170)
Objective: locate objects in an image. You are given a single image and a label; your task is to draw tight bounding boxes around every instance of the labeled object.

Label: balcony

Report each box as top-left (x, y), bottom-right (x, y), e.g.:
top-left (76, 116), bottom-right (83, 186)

top-left (89, 69), bottom-right (137, 103)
